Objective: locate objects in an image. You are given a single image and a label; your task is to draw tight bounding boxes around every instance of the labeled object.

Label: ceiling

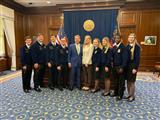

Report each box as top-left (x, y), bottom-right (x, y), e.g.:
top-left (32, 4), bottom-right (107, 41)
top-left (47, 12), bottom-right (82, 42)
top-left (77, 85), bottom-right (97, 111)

top-left (14, 0), bottom-right (144, 7)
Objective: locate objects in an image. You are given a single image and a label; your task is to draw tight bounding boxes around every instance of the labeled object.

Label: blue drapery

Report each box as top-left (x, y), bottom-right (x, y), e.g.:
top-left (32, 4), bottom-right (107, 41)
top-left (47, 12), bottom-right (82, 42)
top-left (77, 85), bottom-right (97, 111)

top-left (64, 9), bottom-right (118, 44)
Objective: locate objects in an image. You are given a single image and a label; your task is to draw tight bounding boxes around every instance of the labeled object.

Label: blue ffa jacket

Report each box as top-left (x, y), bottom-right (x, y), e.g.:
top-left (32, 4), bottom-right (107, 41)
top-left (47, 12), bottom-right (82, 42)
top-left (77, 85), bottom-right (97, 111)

top-left (112, 43), bottom-right (128, 68)
top-left (31, 41), bottom-right (46, 64)
top-left (68, 44), bottom-right (82, 67)
top-left (101, 47), bottom-right (112, 67)
top-left (57, 46), bottom-right (69, 66)
top-left (92, 47), bottom-right (102, 67)
top-left (20, 45), bottom-right (32, 66)
top-left (46, 42), bottom-right (60, 65)
top-left (126, 44), bottom-right (141, 69)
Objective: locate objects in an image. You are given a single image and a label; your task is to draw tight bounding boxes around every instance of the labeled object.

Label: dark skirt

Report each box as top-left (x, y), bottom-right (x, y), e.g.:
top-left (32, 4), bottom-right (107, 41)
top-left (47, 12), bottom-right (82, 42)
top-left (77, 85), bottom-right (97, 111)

top-left (101, 66), bottom-right (110, 80)
top-left (93, 65), bottom-right (101, 80)
top-left (127, 63), bottom-right (137, 82)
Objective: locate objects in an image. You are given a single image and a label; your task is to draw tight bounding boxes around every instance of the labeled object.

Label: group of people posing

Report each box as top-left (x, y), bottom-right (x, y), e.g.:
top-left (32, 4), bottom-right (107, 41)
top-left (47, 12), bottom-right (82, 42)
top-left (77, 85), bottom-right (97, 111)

top-left (20, 32), bottom-right (140, 102)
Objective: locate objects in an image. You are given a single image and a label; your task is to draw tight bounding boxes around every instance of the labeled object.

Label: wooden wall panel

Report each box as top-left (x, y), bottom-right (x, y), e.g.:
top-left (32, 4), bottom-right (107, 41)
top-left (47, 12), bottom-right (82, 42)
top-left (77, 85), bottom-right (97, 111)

top-left (15, 11), bottom-right (25, 69)
top-left (119, 11), bottom-right (137, 26)
top-left (46, 14), bottom-right (62, 28)
top-left (25, 13), bottom-right (62, 44)
top-left (0, 58), bottom-right (8, 72)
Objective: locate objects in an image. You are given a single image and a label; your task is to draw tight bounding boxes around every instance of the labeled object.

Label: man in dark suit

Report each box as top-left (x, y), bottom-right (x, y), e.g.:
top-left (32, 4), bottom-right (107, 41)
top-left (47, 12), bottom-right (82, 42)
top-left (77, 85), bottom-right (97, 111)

top-left (68, 35), bottom-right (82, 90)
top-left (20, 36), bottom-right (33, 93)
top-left (31, 33), bottom-right (46, 92)
top-left (112, 34), bottom-right (128, 100)
top-left (57, 37), bottom-right (69, 91)
top-left (46, 35), bottom-right (59, 90)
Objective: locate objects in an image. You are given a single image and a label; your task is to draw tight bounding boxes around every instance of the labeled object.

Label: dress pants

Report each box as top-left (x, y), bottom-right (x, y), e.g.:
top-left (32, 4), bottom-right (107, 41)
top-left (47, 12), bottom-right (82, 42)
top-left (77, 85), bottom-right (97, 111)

top-left (113, 66), bottom-right (125, 98)
top-left (22, 65), bottom-right (32, 90)
top-left (69, 66), bottom-right (81, 89)
top-left (33, 64), bottom-right (45, 88)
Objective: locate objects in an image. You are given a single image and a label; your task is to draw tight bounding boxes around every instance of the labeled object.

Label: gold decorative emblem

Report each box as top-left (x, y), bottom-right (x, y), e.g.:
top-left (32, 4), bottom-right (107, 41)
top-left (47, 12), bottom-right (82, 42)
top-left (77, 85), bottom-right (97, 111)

top-left (83, 20), bottom-right (95, 32)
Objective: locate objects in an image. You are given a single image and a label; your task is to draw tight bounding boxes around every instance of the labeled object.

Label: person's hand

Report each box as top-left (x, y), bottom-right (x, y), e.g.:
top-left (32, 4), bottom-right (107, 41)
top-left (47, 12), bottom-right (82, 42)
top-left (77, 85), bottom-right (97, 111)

top-left (95, 67), bottom-right (99, 72)
top-left (119, 68), bottom-right (123, 73)
top-left (57, 66), bottom-right (61, 71)
top-left (85, 64), bottom-right (88, 67)
top-left (105, 67), bottom-right (109, 72)
top-left (34, 63), bottom-right (39, 69)
top-left (22, 66), bottom-right (27, 70)
top-left (48, 62), bottom-right (52, 68)
top-left (132, 69), bottom-right (137, 74)
top-left (68, 63), bottom-right (71, 68)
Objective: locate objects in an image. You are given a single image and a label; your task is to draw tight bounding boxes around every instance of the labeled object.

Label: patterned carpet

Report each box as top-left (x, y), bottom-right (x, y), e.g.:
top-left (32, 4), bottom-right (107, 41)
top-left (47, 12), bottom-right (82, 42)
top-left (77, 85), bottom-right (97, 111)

top-left (0, 72), bottom-right (160, 120)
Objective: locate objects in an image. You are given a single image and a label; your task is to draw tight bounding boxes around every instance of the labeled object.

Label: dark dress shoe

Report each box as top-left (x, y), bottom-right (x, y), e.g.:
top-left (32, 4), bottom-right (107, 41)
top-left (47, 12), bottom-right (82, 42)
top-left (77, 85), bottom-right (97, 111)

top-left (124, 96), bottom-right (131, 99)
top-left (102, 92), bottom-right (110, 96)
top-left (49, 86), bottom-right (54, 90)
top-left (116, 96), bottom-right (122, 101)
top-left (24, 89), bottom-right (30, 93)
top-left (127, 97), bottom-right (135, 102)
top-left (65, 86), bottom-right (69, 89)
top-left (76, 87), bottom-right (81, 90)
top-left (69, 87), bottom-right (73, 91)
top-left (110, 93), bottom-right (116, 97)
top-left (28, 87), bottom-right (33, 90)
top-left (58, 87), bottom-right (63, 91)
top-left (34, 88), bottom-right (42, 92)
top-left (91, 89), bottom-right (100, 93)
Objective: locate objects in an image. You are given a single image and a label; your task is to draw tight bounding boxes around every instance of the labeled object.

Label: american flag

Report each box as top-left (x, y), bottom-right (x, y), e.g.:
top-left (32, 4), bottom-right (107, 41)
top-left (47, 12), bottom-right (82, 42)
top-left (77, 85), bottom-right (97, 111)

top-left (56, 24), bottom-right (68, 46)
top-left (110, 28), bottom-right (119, 47)
top-left (110, 37), bottom-right (116, 48)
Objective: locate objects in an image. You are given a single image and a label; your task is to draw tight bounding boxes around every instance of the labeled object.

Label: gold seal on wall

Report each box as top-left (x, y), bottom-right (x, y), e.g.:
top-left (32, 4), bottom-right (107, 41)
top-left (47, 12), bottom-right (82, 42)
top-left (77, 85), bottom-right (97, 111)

top-left (83, 20), bottom-right (95, 32)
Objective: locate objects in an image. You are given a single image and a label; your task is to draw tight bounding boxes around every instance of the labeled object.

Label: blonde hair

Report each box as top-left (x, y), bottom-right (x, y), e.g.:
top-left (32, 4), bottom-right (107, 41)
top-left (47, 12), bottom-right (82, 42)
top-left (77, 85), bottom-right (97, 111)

top-left (93, 38), bottom-right (102, 49)
top-left (128, 33), bottom-right (141, 59)
top-left (83, 35), bottom-right (92, 46)
top-left (128, 33), bottom-right (138, 45)
top-left (102, 37), bottom-right (111, 48)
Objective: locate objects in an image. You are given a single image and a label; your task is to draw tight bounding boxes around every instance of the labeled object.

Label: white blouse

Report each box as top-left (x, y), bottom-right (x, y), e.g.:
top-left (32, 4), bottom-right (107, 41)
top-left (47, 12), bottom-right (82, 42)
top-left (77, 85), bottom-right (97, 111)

top-left (82, 44), bottom-right (94, 65)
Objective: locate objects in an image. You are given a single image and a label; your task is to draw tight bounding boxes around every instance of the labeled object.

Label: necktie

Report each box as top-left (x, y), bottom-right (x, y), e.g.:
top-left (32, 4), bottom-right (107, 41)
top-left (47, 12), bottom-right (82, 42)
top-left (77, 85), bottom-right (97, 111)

top-left (76, 44), bottom-right (80, 55)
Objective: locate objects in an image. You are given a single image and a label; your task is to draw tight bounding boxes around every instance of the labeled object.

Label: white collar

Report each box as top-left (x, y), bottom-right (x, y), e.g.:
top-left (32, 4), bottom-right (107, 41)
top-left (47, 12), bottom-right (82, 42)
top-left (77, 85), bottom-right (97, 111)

top-left (75, 43), bottom-right (80, 46)
top-left (38, 40), bottom-right (43, 45)
top-left (116, 42), bottom-right (121, 48)
top-left (130, 43), bottom-right (134, 47)
top-left (51, 41), bottom-right (56, 46)
top-left (94, 46), bottom-right (98, 49)
top-left (61, 45), bottom-right (65, 48)
top-left (26, 44), bottom-right (30, 49)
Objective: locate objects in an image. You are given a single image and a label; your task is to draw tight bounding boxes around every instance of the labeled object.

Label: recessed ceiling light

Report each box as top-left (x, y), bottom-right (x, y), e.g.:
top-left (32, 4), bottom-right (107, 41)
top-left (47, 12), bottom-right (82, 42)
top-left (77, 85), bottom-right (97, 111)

top-left (46, 1), bottom-right (51, 4)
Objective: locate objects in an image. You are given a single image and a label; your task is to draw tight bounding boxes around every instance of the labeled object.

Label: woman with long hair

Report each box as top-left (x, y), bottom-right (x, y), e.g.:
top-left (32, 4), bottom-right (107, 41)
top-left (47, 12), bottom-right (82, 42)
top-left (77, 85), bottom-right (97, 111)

top-left (126, 33), bottom-right (141, 102)
top-left (101, 37), bottom-right (112, 96)
top-left (82, 35), bottom-right (94, 91)
top-left (91, 38), bottom-right (102, 93)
